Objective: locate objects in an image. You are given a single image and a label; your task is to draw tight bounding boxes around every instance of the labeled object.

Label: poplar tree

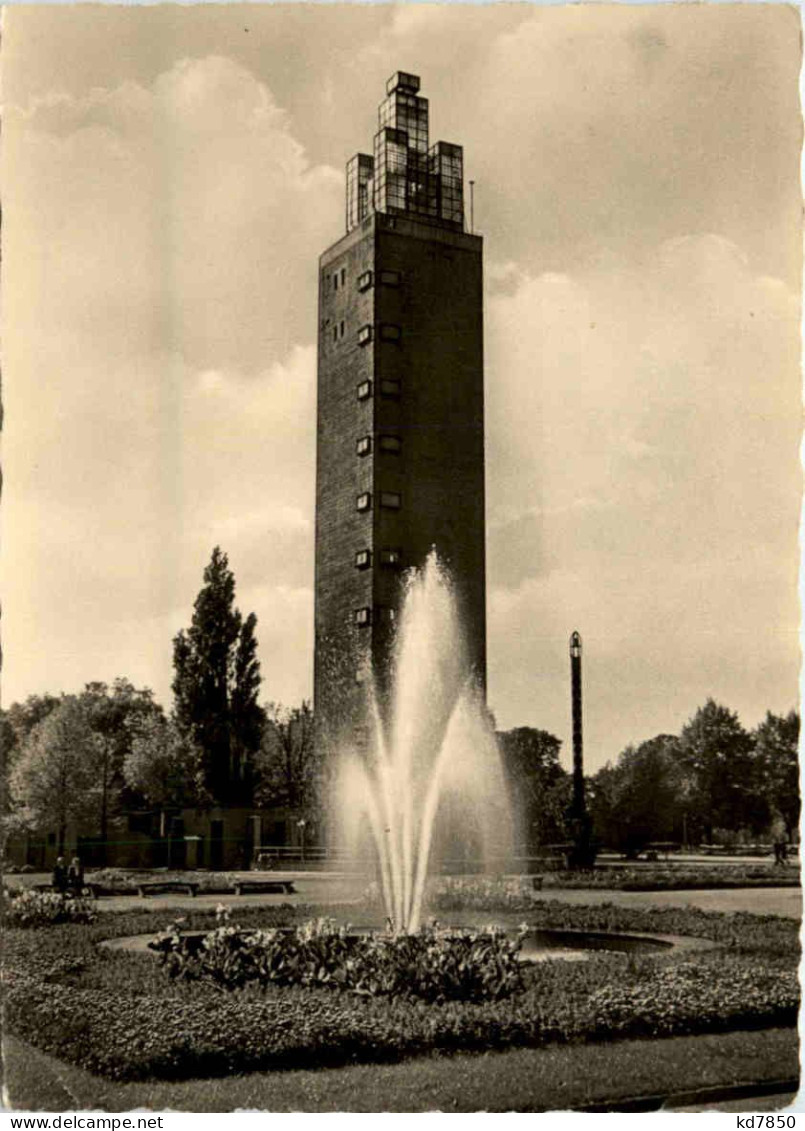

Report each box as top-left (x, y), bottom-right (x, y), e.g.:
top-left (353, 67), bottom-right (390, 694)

top-left (172, 547), bottom-right (264, 804)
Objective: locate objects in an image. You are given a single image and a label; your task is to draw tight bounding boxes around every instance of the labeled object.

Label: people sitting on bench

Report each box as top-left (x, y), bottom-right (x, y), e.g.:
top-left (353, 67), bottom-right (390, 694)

top-left (52, 856), bottom-right (68, 894)
top-left (68, 855), bottom-right (85, 895)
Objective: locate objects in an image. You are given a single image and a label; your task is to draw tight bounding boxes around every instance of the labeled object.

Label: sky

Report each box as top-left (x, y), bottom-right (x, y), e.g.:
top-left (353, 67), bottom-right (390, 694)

top-left (2, 3), bottom-right (801, 773)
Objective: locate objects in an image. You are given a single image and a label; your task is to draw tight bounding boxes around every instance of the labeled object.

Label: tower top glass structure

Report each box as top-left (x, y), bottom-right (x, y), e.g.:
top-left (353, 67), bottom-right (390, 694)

top-left (346, 72), bottom-right (465, 235)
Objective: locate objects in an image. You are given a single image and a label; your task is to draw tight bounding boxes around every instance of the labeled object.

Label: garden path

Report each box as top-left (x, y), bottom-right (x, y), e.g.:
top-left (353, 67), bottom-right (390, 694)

top-left (9, 872), bottom-right (800, 918)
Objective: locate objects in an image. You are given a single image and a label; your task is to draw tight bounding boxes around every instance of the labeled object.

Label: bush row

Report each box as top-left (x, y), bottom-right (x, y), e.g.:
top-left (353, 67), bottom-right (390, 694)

top-left (85, 869), bottom-right (246, 893)
top-left (542, 864), bottom-right (800, 892)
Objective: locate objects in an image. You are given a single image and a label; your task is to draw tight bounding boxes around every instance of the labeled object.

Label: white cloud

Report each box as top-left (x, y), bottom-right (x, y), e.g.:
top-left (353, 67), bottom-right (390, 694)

top-left (3, 59), bottom-right (331, 708)
top-left (485, 233), bottom-right (800, 761)
top-left (5, 56), bottom-right (343, 375)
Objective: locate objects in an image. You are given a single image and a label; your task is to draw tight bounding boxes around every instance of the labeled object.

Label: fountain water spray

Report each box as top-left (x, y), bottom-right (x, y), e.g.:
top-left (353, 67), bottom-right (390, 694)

top-left (336, 553), bottom-right (512, 933)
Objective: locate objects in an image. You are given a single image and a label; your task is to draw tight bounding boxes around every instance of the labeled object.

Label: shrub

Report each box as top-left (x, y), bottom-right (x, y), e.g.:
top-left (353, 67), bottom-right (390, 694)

top-left (2, 887), bottom-right (96, 927)
top-left (150, 910), bottom-right (526, 1002)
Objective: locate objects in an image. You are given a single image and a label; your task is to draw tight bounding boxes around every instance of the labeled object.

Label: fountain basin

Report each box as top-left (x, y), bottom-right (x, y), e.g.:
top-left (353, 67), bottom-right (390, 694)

top-left (519, 927), bottom-right (707, 962)
top-left (101, 925), bottom-right (715, 961)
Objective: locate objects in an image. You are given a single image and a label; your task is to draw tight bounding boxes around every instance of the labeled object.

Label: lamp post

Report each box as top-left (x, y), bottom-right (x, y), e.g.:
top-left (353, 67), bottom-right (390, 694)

top-left (569, 631), bottom-right (594, 869)
top-left (569, 631), bottom-right (585, 821)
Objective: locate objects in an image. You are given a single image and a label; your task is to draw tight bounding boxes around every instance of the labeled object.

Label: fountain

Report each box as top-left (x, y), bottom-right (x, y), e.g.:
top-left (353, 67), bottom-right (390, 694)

top-left (335, 553), bottom-right (513, 933)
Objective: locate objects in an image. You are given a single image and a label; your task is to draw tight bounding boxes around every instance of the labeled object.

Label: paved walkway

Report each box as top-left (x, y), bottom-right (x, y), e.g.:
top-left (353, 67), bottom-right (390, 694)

top-left (8, 872), bottom-right (800, 919)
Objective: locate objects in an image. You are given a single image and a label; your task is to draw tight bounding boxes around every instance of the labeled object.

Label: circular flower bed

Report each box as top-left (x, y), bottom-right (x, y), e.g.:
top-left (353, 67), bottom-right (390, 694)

top-left (150, 911), bottom-right (526, 1002)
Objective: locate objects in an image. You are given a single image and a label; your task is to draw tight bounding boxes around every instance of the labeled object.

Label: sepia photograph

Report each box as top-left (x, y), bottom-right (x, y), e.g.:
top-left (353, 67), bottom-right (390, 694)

top-left (1, 1), bottom-right (802, 1115)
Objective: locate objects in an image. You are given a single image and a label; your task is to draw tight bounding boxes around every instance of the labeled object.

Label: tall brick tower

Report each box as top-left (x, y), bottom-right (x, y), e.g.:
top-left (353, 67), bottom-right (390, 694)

top-left (314, 71), bottom-right (485, 751)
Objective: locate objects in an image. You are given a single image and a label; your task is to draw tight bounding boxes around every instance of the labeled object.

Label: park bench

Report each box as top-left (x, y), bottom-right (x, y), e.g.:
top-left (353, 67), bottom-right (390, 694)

top-left (135, 881), bottom-right (199, 897)
top-left (232, 879), bottom-right (296, 896)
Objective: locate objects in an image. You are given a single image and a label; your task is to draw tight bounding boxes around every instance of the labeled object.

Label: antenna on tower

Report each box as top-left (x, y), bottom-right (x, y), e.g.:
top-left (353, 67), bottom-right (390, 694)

top-left (469, 180), bottom-right (475, 233)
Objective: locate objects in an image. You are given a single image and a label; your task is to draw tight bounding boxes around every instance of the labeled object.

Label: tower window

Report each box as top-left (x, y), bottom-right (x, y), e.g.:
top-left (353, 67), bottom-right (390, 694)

top-left (357, 270), bottom-right (374, 292)
top-left (377, 606), bottom-right (396, 624)
top-left (357, 380), bottom-right (373, 400)
top-left (340, 267), bottom-right (347, 286)
top-left (380, 491), bottom-right (401, 510)
top-left (356, 435), bottom-right (372, 457)
top-left (355, 549), bottom-right (372, 569)
top-left (333, 322), bottom-right (346, 343)
top-left (380, 269), bottom-right (402, 287)
top-left (356, 492), bottom-right (372, 512)
top-left (333, 273), bottom-right (339, 292)
top-left (380, 379), bottom-right (401, 398)
top-left (354, 607), bottom-right (372, 626)
top-left (358, 325), bottom-right (373, 346)
top-left (380, 324), bottom-right (401, 342)
top-left (380, 547), bottom-right (402, 567)
top-left (379, 434), bottom-right (402, 454)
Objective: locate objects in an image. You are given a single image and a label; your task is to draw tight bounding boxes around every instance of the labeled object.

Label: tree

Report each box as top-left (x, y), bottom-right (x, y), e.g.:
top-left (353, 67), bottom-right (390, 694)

top-left (5, 693), bottom-right (61, 739)
top-left (753, 710), bottom-right (800, 841)
top-left (8, 697), bottom-right (100, 854)
top-left (589, 735), bottom-right (682, 856)
top-left (255, 702), bottom-right (321, 822)
top-left (677, 699), bottom-right (756, 843)
top-left (497, 728), bottom-right (569, 853)
top-left (79, 679), bottom-right (158, 864)
top-left (124, 710), bottom-right (203, 811)
top-left (172, 547), bottom-right (264, 804)
top-left (2, 694), bottom-right (61, 784)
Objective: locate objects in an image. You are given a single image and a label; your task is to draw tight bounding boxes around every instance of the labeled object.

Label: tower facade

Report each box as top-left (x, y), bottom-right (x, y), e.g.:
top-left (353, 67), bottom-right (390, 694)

top-left (314, 71), bottom-right (485, 750)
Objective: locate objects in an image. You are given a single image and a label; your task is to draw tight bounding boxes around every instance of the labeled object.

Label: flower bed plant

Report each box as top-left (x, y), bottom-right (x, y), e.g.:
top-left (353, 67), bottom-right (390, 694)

top-left (150, 910), bottom-right (525, 1002)
top-left (3, 899), bottom-right (798, 1082)
top-left (2, 887), bottom-right (96, 927)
